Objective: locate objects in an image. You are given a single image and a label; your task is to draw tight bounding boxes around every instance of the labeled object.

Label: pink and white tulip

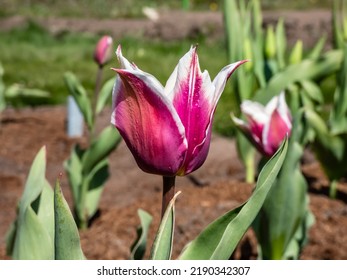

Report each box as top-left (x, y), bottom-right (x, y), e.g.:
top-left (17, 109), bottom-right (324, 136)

top-left (233, 93), bottom-right (292, 157)
top-left (111, 45), bottom-right (246, 176)
top-left (94, 36), bottom-right (113, 67)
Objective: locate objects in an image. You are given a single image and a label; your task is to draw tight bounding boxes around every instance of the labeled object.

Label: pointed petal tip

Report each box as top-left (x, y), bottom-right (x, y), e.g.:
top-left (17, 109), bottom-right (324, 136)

top-left (116, 45), bottom-right (122, 58)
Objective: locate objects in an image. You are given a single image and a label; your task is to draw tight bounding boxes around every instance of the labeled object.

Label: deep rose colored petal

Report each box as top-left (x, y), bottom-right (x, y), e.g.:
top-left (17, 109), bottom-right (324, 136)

top-left (262, 109), bottom-right (291, 156)
top-left (237, 92), bottom-right (292, 157)
top-left (231, 114), bottom-right (266, 155)
top-left (94, 36), bottom-right (113, 66)
top-left (187, 60), bottom-right (248, 173)
top-left (111, 68), bottom-right (187, 176)
top-left (112, 45), bottom-right (246, 176)
top-left (165, 47), bottom-right (246, 174)
top-left (165, 46), bottom-right (214, 174)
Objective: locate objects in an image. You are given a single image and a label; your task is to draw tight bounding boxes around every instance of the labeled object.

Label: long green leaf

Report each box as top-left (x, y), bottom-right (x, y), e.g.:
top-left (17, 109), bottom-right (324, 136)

top-left (85, 159), bottom-right (109, 218)
top-left (36, 180), bottom-right (55, 242)
top-left (54, 180), bottom-right (85, 260)
top-left (64, 72), bottom-right (93, 130)
top-left (275, 18), bottom-right (286, 70)
top-left (82, 126), bottom-right (121, 174)
top-left (330, 42), bottom-right (347, 134)
top-left (96, 77), bottom-right (115, 115)
top-left (253, 115), bottom-right (309, 259)
top-left (179, 138), bottom-right (288, 260)
top-left (307, 35), bottom-right (326, 60)
top-left (19, 146), bottom-right (46, 216)
top-left (131, 209), bottom-right (153, 260)
top-left (64, 144), bottom-right (84, 204)
top-left (4, 84), bottom-right (49, 99)
top-left (7, 147), bottom-right (54, 259)
top-left (255, 50), bottom-right (343, 104)
top-left (150, 192), bottom-right (180, 260)
top-left (13, 207), bottom-right (54, 260)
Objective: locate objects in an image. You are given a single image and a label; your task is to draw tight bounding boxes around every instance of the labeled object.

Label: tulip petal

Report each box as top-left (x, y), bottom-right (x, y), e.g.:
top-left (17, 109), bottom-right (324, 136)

top-left (94, 36), bottom-right (113, 66)
top-left (231, 114), bottom-right (266, 154)
top-left (241, 100), bottom-right (268, 144)
top-left (212, 60), bottom-right (248, 109)
top-left (112, 66), bottom-right (187, 176)
top-left (263, 109), bottom-right (291, 156)
top-left (188, 60), bottom-right (248, 173)
top-left (165, 46), bottom-right (215, 174)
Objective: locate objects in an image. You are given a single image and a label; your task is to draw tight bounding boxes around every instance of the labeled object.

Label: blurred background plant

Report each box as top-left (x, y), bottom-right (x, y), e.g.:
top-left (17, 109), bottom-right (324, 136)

top-left (63, 36), bottom-right (122, 229)
top-left (304, 0), bottom-right (347, 198)
top-left (223, 0), bottom-right (327, 183)
top-left (0, 61), bottom-right (49, 128)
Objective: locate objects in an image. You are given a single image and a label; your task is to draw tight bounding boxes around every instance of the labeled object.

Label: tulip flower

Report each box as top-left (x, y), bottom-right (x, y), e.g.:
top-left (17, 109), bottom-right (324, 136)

top-left (232, 92), bottom-right (292, 157)
top-left (93, 36), bottom-right (113, 67)
top-left (111, 45), bottom-right (246, 217)
top-left (111, 45), bottom-right (246, 177)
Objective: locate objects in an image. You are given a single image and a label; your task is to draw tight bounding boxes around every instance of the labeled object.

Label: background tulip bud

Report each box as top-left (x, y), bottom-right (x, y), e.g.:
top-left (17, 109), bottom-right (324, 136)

top-left (93, 36), bottom-right (113, 67)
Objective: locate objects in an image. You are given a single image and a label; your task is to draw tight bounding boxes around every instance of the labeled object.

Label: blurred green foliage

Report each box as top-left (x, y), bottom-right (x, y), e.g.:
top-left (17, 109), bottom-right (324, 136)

top-left (0, 0), bottom-right (333, 18)
top-left (0, 21), bottom-right (237, 135)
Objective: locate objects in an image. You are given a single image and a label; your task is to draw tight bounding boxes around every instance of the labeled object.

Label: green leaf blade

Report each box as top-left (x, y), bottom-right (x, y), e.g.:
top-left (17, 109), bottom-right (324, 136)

top-left (179, 138), bottom-right (288, 260)
top-left (54, 180), bottom-right (85, 260)
top-left (150, 192), bottom-right (180, 260)
top-left (131, 209), bottom-right (153, 260)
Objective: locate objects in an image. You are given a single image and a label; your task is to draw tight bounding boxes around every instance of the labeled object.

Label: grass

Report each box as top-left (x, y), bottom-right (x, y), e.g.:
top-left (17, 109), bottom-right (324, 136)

top-left (0, 22), bottom-right (239, 135)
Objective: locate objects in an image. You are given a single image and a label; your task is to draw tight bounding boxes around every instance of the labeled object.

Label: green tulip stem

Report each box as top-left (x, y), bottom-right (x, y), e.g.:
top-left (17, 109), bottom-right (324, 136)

top-left (245, 158), bottom-right (255, 184)
top-left (162, 176), bottom-right (176, 219)
top-left (90, 66), bottom-right (103, 142)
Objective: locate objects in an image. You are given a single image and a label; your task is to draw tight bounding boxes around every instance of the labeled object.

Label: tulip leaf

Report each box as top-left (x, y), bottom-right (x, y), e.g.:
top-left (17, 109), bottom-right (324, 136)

top-left (64, 144), bottom-right (84, 204)
top-left (330, 42), bottom-right (347, 134)
top-left (82, 126), bottom-right (122, 174)
top-left (4, 84), bottom-right (49, 99)
top-left (96, 77), bottom-right (115, 115)
top-left (6, 146), bottom-right (55, 259)
top-left (64, 72), bottom-right (93, 130)
top-left (307, 35), bottom-right (326, 60)
top-left (12, 207), bottom-right (54, 260)
top-left (275, 18), bottom-right (286, 70)
top-left (300, 80), bottom-right (323, 105)
top-left (35, 179), bottom-right (55, 242)
top-left (289, 40), bottom-right (303, 65)
top-left (131, 209), bottom-right (153, 260)
top-left (85, 159), bottom-right (109, 218)
top-left (306, 110), bottom-right (347, 180)
top-left (19, 146), bottom-right (46, 216)
top-left (54, 180), bottom-right (85, 260)
top-left (253, 119), bottom-right (310, 260)
top-left (150, 192), bottom-right (180, 260)
top-left (179, 138), bottom-right (288, 260)
top-left (255, 50), bottom-right (343, 104)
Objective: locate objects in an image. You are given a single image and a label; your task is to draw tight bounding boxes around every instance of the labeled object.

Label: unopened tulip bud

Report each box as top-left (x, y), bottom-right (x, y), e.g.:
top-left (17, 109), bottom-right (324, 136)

top-left (232, 92), bottom-right (292, 157)
top-left (94, 36), bottom-right (113, 67)
top-left (289, 40), bottom-right (303, 65)
top-left (265, 25), bottom-right (276, 59)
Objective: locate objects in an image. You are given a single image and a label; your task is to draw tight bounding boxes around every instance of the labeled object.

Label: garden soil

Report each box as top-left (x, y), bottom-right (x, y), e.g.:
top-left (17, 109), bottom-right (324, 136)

top-left (1, 106), bottom-right (347, 260)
